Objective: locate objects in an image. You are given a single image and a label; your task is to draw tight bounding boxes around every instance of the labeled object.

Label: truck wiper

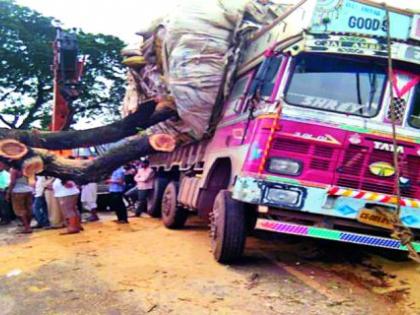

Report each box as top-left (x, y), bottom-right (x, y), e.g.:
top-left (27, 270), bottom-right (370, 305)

top-left (367, 72), bottom-right (377, 115)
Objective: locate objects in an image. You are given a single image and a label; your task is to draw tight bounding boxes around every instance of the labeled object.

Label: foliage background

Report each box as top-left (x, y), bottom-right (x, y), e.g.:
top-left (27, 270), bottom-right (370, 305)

top-left (0, 0), bottom-right (126, 129)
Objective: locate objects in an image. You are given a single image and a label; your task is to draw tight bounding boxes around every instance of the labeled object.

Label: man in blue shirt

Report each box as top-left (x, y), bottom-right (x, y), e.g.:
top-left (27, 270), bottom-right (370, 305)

top-left (107, 167), bottom-right (128, 223)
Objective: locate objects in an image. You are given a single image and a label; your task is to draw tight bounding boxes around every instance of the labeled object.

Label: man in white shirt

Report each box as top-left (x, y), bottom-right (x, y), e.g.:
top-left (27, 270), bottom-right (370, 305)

top-left (134, 158), bottom-right (155, 217)
top-left (44, 177), bottom-right (65, 229)
top-left (81, 182), bottom-right (99, 222)
top-left (53, 179), bottom-right (81, 234)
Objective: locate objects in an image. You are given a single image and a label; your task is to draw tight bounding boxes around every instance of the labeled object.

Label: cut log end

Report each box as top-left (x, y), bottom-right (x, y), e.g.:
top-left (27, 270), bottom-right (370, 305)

top-left (156, 99), bottom-right (176, 112)
top-left (0, 139), bottom-right (29, 160)
top-left (22, 156), bottom-right (44, 178)
top-left (149, 134), bottom-right (176, 152)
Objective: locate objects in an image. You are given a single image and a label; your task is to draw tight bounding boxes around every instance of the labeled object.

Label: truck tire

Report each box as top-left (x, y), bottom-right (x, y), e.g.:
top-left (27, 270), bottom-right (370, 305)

top-left (161, 181), bottom-right (188, 229)
top-left (245, 205), bottom-right (258, 235)
top-left (147, 177), bottom-right (169, 218)
top-left (210, 190), bottom-right (246, 264)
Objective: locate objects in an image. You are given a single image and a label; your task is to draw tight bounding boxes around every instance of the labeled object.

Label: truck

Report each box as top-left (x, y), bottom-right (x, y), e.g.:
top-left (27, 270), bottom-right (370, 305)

top-left (147, 0), bottom-right (420, 263)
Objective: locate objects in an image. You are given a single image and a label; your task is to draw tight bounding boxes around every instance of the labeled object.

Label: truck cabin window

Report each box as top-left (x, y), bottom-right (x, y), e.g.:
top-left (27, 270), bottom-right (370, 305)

top-left (224, 75), bottom-right (249, 115)
top-left (408, 83), bottom-right (420, 129)
top-left (249, 56), bottom-right (282, 98)
top-left (228, 76), bottom-right (248, 103)
top-left (285, 54), bottom-right (387, 117)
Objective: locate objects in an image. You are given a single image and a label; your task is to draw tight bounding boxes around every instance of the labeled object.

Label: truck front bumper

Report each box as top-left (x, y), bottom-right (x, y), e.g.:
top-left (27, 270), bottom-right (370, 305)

top-left (256, 218), bottom-right (420, 252)
top-left (233, 176), bottom-right (420, 230)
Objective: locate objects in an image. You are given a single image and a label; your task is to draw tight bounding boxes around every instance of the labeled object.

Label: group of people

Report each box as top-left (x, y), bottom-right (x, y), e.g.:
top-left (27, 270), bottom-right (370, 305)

top-left (0, 157), bottom-right (155, 235)
top-left (108, 158), bottom-right (156, 223)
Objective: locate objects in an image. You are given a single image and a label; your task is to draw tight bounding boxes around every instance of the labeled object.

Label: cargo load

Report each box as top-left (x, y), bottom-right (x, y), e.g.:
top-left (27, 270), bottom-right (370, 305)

top-left (121, 0), bottom-right (291, 142)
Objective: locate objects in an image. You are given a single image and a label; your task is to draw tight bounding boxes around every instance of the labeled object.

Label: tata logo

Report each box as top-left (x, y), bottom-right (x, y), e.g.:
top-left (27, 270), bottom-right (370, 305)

top-left (369, 162), bottom-right (396, 177)
top-left (374, 141), bottom-right (404, 154)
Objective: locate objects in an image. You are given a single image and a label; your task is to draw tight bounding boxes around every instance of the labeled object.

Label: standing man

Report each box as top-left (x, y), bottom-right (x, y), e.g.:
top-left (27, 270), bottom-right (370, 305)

top-left (134, 158), bottom-right (155, 217)
top-left (53, 179), bottom-right (81, 234)
top-left (32, 176), bottom-right (50, 228)
top-left (123, 163), bottom-right (138, 212)
top-left (7, 168), bottom-right (33, 234)
top-left (81, 182), bottom-right (99, 222)
top-left (44, 177), bottom-right (65, 229)
top-left (107, 167), bottom-right (128, 224)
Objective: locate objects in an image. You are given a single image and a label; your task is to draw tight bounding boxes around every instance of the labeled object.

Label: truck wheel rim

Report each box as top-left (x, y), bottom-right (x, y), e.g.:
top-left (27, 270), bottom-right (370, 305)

top-left (162, 190), bottom-right (172, 217)
top-left (209, 204), bottom-right (218, 243)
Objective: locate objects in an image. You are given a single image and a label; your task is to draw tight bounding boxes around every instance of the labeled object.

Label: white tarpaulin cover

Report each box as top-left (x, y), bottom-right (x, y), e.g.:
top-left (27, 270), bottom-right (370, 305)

top-left (123, 0), bottom-right (288, 142)
top-left (162, 0), bottom-right (249, 139)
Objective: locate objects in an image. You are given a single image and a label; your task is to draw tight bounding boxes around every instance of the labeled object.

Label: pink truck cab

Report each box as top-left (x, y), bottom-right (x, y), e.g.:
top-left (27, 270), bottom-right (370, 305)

top-left (149, 0), bottom-right (420, 263)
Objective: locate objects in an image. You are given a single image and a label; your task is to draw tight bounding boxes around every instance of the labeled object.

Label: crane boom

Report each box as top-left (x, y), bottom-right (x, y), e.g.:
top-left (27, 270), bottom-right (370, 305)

top-left (51, 28), bottom-right (84, 131)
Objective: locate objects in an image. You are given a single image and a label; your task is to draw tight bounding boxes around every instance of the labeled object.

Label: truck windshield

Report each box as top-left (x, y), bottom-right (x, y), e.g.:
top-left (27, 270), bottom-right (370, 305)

top-left (408, 83), bottom-right (420, 129)
top-left (285, 54), bottom-right (387, 118)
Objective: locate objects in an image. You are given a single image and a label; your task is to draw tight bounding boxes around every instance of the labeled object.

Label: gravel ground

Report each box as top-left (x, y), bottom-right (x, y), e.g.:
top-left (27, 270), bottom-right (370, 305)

top-left (0, 213), bottom-right (418, 315)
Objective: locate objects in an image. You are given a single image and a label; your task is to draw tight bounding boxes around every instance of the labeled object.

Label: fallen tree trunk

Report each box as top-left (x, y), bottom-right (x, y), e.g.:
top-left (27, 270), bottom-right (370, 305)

top-left (0, 98), bottom-right (179, 183)
top-left (0, 100), bottom-right (177, 150)
top-left (0, 133), bottom-right (176, 184)
top-left (36, 136), bottom-right (156, 183)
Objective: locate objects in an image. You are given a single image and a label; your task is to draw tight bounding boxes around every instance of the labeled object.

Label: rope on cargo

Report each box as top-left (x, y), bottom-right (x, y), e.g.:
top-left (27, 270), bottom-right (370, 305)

top-left (382, 4), bottom-right (420, 263)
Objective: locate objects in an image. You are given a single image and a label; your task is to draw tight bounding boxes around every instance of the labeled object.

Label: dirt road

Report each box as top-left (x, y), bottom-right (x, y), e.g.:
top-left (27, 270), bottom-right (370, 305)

top-left (0, 214), bottom-right (419, 315)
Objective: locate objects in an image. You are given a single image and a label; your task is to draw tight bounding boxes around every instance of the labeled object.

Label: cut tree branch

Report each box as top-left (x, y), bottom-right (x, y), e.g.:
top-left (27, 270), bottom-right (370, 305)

top-left (0, 100), bottom-right (177, 150)
top-left (36, 135), bottom-right (157, 183)
top-left (0, 133), bottom-right (176, 184)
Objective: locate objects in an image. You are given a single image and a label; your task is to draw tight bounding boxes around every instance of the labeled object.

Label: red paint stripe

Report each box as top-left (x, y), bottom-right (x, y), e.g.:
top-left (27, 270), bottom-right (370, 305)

top-left (381, 196), bottom-right (392, 203)
top-left (328, 186), bottom-right (340, 195)
top-left (392, 71), bottom-right (420, 98)
top-left (258, 107), bottom-right (282, 175)
top-left (354, 192), bottom-right (365, 199)
top-left (398, 77), bottom-right (420, 97)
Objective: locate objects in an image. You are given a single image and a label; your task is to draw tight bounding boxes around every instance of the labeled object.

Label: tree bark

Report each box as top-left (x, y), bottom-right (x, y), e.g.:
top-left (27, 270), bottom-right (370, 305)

top-left (36, 135), bottom-right (157, 183)
top-left (0, 100), bottom-right (177, 150)
top-left (0, 98), bottom-right (180, 183)
top-left (0, 133), bottom-right (177, 184)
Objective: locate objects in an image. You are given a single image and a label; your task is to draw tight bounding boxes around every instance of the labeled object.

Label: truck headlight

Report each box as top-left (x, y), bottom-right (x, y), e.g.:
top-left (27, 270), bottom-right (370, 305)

top-left (267, 158), bottom-right (302, 176)
top-left (266, 188), bottom-right (300, 205)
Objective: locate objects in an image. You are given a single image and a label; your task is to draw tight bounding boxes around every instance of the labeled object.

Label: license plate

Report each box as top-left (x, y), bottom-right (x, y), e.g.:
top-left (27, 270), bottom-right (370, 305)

top-left (357, 208), bottom-right (393, 230)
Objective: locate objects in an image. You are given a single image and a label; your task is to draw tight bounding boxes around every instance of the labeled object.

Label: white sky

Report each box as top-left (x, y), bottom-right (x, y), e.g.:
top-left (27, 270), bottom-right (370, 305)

top-left (16, 0), bottom-right (419, 44)
top-left (16, 0), bottom-right (181, 44)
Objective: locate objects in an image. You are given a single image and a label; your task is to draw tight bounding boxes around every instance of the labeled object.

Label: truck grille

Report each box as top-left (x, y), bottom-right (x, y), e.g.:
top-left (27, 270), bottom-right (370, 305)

top-left (272, 138), bottom-right (310, 154)
top-left (336, 144), bottom-right (420, 199)
top-left (270, 138), bottom-right (420, 200)
top-left (271, 138), bottom-right (335, 172)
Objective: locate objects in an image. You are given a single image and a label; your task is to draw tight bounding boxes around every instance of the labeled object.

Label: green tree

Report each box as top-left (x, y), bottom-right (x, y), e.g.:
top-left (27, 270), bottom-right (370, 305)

top-left (0, 0), bottom-right (126, 129)
top-left (0, 1), bottom-right (178, 185)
